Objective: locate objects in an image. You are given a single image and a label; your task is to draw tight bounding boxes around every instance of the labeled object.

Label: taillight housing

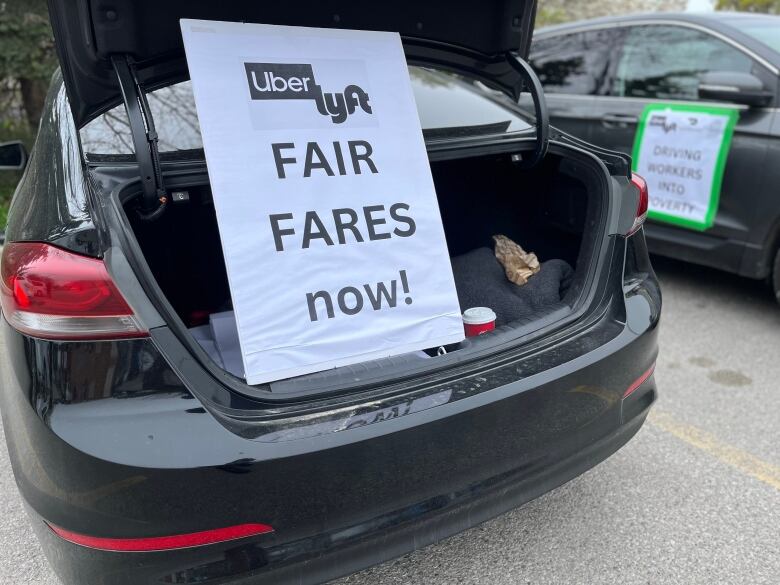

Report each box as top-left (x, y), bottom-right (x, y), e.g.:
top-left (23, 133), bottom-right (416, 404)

top-left (0, 242), bottom-right (147, 340)
top-left (627, 173), bottom-right (649, 236)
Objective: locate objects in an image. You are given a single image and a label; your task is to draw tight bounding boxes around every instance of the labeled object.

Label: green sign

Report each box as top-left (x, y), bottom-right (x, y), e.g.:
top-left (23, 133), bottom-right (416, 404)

top-left (632, 103), bottom-right (738, 231)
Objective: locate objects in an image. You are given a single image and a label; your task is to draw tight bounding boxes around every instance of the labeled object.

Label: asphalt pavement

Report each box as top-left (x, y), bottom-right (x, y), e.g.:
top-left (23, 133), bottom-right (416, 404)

top-left (1, 255), bottom-right (779, 585)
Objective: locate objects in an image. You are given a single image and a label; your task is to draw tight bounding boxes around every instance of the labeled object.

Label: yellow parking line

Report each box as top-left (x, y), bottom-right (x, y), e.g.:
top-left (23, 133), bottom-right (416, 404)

top-left (648, 410), bottom-right (780, 491)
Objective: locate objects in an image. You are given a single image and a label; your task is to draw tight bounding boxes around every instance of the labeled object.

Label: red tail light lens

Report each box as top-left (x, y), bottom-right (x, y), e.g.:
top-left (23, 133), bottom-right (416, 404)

top-left (623, 363), bottom-right (656, 398)
top-left (0, 242), bottom-right (147, 340)
top-left (47, 522), bottom-right (273, 552)
top-left (627, 173), bottom-right (649, 236)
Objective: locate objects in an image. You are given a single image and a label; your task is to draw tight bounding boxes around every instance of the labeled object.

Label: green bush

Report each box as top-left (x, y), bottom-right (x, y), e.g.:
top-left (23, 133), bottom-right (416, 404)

top-left (716, 0), bottom-right (780, 12)
top-left (536, 7), bottom-right (569, 27)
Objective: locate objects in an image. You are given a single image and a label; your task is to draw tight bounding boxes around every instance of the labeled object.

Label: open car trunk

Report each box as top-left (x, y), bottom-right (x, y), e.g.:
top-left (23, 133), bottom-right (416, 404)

top-left (122, 146), bottom-right (606, 397)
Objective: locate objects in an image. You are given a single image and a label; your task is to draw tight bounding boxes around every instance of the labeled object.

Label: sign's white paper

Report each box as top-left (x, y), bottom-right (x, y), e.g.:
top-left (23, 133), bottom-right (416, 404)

top-left (632, 105), bottom-right (737, 231)
top-left (180, 19), bottom-right (464, 384)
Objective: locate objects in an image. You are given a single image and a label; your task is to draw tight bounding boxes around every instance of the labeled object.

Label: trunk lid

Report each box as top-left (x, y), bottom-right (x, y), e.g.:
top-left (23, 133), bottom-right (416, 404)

top-left (47, 0), bottom-right (538, 127)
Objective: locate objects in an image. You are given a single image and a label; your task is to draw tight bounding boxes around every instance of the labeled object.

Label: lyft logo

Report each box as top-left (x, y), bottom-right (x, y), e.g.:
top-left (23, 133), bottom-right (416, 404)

top-left (245, 62), bottom-right (372, 124)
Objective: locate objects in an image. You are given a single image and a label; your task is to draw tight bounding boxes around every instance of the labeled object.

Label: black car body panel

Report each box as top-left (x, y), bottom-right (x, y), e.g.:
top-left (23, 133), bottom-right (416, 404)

top-left (530, 13), bottom-right (780, 281)
top-left (4, 75), bottom-right (101, 257)
top-left (48, 0), bottom-right (539, 126)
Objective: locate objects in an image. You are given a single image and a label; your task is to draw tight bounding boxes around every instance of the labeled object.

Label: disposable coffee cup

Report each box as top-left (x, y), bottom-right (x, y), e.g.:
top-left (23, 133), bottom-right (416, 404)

top-left (463, 307), bottom-right (496, 337)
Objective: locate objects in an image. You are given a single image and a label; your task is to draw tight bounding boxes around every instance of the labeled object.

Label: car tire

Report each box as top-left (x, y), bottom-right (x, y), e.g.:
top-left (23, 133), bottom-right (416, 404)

top-left (773, 248), bottom-right (780, 304)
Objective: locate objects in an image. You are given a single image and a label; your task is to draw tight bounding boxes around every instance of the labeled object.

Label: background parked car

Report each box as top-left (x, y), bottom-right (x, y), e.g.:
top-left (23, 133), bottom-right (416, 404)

top-left (529, 12), bottom-right (780, 301)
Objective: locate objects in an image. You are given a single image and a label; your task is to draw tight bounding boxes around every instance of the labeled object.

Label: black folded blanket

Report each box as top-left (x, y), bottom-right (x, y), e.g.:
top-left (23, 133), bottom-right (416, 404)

top-left (450, 247), bottom-right (573, 327)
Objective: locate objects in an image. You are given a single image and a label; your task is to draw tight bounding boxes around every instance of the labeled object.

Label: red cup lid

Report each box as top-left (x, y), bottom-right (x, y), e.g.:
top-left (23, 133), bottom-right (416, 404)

top-left (462, 307), bottom-right (496, 325)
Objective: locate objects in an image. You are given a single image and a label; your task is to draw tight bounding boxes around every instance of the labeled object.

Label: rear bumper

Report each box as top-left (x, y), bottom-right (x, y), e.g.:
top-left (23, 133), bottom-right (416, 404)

top-left (26, 407), bottom-right (651, 585)
top-left (0, 240), bottom-right (660, 585)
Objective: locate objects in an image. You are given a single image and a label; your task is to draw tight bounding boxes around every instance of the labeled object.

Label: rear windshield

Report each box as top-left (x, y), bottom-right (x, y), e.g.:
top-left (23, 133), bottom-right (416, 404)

top-left (80, 66), bottom-right (532, 158)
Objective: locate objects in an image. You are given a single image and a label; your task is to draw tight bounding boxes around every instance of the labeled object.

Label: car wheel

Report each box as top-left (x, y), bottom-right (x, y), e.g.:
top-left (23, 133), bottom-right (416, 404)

top-left (773, 248), bottom-right (780, 304)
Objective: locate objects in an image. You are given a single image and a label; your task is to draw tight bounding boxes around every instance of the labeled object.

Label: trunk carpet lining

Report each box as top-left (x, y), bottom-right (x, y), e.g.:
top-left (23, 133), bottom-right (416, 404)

top-left (451, 247), bottom-right (573, 327)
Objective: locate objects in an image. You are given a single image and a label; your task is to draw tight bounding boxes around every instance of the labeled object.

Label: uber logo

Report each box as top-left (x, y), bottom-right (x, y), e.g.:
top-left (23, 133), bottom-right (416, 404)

top-left (245, 62), bottom-right (372, 124)
top-left (245, 63), bottom-right (318, 100)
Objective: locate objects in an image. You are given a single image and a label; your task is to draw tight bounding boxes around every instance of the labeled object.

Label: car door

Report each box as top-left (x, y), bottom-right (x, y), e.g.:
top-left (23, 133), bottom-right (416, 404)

top-left (527, 28), bottom-right (626, 142)
top-left (587, 23), bottom-right (776, 273)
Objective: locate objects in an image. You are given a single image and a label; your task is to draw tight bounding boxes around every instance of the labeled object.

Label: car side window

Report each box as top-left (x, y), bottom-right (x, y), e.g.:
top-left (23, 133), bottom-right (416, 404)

top-left (613, 25), bottom-right (754, 100)
top-left (530, 29), bottom-right (623, 96)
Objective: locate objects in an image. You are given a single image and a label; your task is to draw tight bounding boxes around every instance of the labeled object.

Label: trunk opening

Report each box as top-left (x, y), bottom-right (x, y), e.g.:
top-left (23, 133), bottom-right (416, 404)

top-left (119, 146), bottom-right (607, 396)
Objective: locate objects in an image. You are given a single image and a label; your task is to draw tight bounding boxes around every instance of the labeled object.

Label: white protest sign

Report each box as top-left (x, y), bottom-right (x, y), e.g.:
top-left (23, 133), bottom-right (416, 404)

top-left (632, 104), bottom-right (738, 231)
top-left (180, 20), bottom-right (464, 384)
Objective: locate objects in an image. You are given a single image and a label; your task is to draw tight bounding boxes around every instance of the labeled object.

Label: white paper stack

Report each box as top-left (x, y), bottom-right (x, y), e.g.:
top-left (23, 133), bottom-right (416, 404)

top-left (189, 311), bottom-right (244, 378)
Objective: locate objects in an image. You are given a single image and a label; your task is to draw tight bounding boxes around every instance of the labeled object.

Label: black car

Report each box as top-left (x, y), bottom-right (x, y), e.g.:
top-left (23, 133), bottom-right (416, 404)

top-left (529, 12), bottom-right (780, 300)
top-left (0, 2), bottom-right (660, 584)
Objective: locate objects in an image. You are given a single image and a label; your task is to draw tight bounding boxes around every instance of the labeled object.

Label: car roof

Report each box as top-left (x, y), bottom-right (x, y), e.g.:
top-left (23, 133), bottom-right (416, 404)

top-left (534, 12), bottom-right (780, 70)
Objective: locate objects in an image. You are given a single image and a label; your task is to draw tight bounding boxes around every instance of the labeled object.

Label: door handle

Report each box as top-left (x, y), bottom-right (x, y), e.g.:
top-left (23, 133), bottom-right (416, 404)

top-left (601, 113), bottom-right (638, 127)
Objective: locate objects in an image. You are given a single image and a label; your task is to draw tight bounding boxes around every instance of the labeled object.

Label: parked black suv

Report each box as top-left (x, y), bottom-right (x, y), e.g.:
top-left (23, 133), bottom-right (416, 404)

top-left (530, 12), bottom-right (780, 301)
top-left (0, 2), bottom-right (660, 584)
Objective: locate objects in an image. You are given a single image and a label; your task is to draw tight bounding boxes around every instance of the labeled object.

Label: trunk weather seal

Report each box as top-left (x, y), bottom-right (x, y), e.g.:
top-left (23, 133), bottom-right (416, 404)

top-left (99, 135), bottom-right (616, 408)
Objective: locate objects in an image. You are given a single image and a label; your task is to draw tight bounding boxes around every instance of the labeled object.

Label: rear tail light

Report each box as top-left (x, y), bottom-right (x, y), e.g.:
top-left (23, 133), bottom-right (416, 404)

top-left (0, 242), bottom-right (147, 340)
top-left (627, 173), bottom-right (649, 236)
top-left (46, 522), bottom-right (273, 552)
top-left (623, 363), bottom-right (655, 398)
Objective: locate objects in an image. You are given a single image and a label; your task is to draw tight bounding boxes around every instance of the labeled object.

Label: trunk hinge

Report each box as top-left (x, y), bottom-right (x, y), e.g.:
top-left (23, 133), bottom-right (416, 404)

top-left (111, 55), bottom-right (168, 221)
top-left (506, 54), bottom-right (550, 169)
